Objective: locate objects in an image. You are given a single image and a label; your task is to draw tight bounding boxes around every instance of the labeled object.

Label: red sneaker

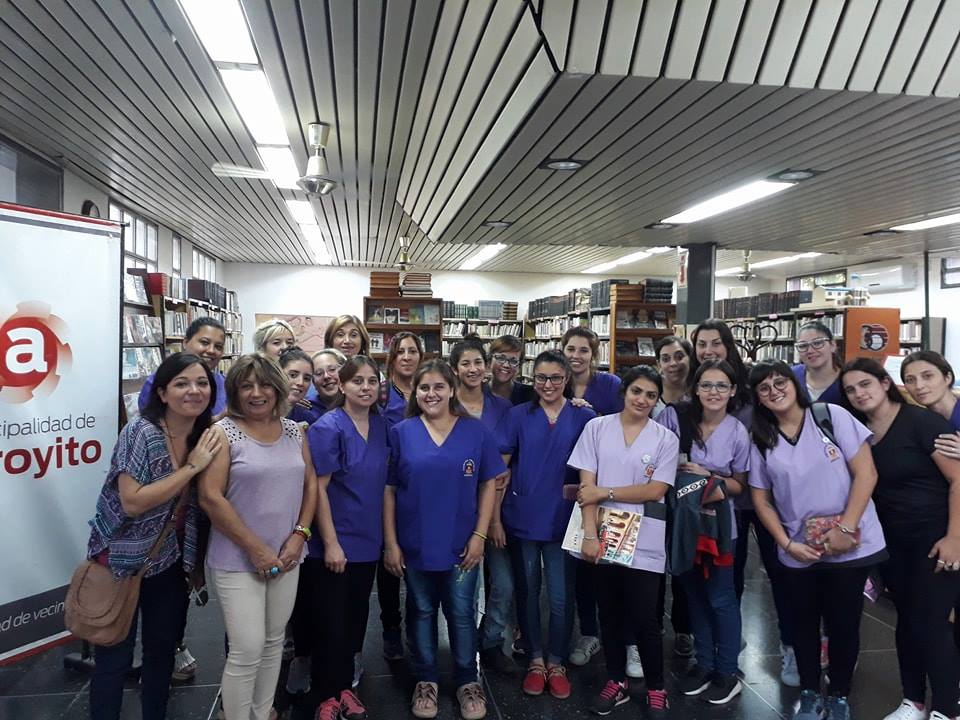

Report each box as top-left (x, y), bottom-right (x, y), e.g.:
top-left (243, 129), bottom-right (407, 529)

top-left (547, 665), bottom-right (571, 699)
top-left (522, 665), bottom-right (547, 696)
top-left (339, 689), bottom-right (368, 720)
top-left (314, 697), bottom-right (340, 720)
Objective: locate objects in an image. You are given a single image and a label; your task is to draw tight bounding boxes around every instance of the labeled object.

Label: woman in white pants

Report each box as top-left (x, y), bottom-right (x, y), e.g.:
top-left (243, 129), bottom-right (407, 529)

top-left (200, 354), bottom-right (318, 720)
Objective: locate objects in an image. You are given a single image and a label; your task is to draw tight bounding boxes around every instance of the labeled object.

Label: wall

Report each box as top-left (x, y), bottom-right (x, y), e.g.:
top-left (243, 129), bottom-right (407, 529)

top-left (62, 170), bottom-right (108, 217)
top-left (220, 262), bottom-right (660, 353)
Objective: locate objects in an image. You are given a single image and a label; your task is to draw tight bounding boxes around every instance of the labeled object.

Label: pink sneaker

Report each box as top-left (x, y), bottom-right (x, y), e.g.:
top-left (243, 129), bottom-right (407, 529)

top-left (339, 689), bottom-right (367, 720)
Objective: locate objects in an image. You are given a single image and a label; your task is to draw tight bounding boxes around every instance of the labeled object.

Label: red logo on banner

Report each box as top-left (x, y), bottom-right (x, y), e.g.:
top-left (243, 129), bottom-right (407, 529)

top-left (0, 302), bottom-right (72, 404)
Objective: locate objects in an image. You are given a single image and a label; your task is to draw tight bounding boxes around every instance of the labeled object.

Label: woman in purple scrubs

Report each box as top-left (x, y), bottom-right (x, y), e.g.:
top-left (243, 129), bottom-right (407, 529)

top-left (569, 365), bottom-right (679, 718)
top-left (450, 338), bottom-right (516, 676)
top-left (500, 350), bottom-right (596, 700)
top-left (303, 348), bottom-right (345, 418)
top-left (791, 321), bottom-right (844, 404)
top-left (384, 360), bottom-right (504, 720)
top-left (842, 358), bottom-right (960, 720)
top-left (657, 360), bottom-right (750, 705)
top-left (305, 356), bottom-right (389, 720)
top-left (748, 360), bottom-right (885, 720)
top-left (280, 347), bottom-right (321, 427)
top-left (489, 335), bottom-right (536, 406)
top-left (381, 331), bottom-right (423, 429)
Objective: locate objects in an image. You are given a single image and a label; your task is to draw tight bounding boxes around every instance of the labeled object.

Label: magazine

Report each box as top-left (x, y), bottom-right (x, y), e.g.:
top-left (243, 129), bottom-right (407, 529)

top-left (562, 503), bottom-right (643, 567)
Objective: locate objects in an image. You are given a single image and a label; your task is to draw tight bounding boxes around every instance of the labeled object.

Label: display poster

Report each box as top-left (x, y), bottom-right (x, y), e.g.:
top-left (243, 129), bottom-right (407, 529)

top-left (254, 313), bottom-right (334, 354)
top-left (844, 306), bottom-right (901, 362)
top-left (0, 202), bottom-right (121, 663)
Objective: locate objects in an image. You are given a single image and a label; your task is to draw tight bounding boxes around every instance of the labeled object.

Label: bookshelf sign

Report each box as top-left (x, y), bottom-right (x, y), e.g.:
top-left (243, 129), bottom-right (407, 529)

top-left (0, 203), bottom-right (121, 664)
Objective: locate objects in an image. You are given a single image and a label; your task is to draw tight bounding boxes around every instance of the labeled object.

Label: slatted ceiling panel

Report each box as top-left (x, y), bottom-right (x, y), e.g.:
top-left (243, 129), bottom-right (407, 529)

top-left (877, 0), bottom-right (943, 94)
top-left (816, 1), bottom-right (877, 90)
top-left (599, 0), bottom-right (645, 75)
top-left (631, 0), bottom-right (678, 77)
top-left (847, 0), bottom-right (908, 91)
top-left (565, 0), bottom-right (607, 74)
top-left (935, 40), bottom-right (960, 96)
top-left (538, 0), bottom-right (575, 71)
top-left (694, 0), bottom-right (746, 83)
top-left (664, 0), bottom-right (712, 80)
top-left (757, 0), bottom-right (812, 86)
top-left (724, 0), bottom-right (780, 84)
top-left (786, 1), bottom-right (845, 89)
top-left (907, 0), bottom-right (960, 95)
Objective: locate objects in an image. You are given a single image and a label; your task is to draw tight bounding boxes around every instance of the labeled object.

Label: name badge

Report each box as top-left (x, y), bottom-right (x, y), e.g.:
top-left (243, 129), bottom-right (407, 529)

top-left (824, 444), bottom-right (840, 462)
top-left (644, 464), bottom-right (656, 478)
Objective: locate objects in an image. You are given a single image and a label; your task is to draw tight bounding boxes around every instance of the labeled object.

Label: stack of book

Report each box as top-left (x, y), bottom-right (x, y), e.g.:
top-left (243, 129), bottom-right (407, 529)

top-left (502, 302), bottom-right (518, 321)
top-left (478, 300), bottom-right (503, 319)
top-left (643, 278), bottom-right (674, 303)
top-left (370, 271), bottom-right (401, 298)
top-left (590, 279), bottom-right (630, 310)
top-left (401, 272), bottom-right (433, 297)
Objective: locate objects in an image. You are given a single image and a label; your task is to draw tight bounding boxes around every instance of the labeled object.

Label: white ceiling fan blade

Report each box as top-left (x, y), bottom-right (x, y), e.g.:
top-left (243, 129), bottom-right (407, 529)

top-left (211, 162), bottom-right (272, 179)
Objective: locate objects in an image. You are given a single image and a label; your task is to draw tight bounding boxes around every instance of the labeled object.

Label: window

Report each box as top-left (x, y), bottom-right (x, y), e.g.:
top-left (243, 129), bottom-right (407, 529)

top-left (110, 202), bottom-right (158, 273)
top-left (193, 248), bottom-right (216, 282)
top-left (0, 134), bottom-right (62, 211)
top-left (172, 235), bottom-right (182, 277)
top-left (941, 258), bottom-right (960, 288)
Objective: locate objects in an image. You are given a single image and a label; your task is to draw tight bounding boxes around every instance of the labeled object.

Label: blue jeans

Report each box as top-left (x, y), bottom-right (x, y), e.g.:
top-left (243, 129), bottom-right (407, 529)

top-left (508, 539), bottom-right (575, 664)
top-left (479, 543), bottom-right (514, 651)
top-left (90, 562), bottom-right (189, 720)
top-left (404, 565), bottom-right (479, 686)
top-left (680, 566), bottom-right (741, 676)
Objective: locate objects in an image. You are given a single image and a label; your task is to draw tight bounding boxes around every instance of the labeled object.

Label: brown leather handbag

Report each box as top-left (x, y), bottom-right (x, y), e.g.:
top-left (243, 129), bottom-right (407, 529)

top-left (65, 504), bottom-right (179, 647)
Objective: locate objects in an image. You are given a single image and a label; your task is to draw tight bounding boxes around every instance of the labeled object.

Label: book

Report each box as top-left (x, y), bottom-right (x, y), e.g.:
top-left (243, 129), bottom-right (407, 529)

top-left (369, 332), bottom-right (385, 353)
top-left (651, 310), bottom-right (669, 329)
top-left (562, 503), bottom-right (643, 567)
top-left (398, 307), bottom-right (410, 324)
top-left (636, 337), bottom-right (656, 357)
top-left (423, 304), bottom-right (440, 325)
top-left (408, 306), bottom-right (424, 324)
top-left (123, 392), bottom-right (141, 421)
top-left (616, 309), bottom-right (651, 329)
top-left (123, 274), bottom-right (149, 304)
top-left (368, 305), bottom-right (385, 323)
top-left (384, 308), bottom-right (400, 324)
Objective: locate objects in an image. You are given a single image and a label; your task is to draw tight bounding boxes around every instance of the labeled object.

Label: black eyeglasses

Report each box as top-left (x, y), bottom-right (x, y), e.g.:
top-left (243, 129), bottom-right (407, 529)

top-left (533, 374), bottom-right (565, 386)
top-left (492, 353), bottom-right (520, 367)
top-left (756, 377), bottom-right (791, 397)
top-left (795, 338), bottom-right (830, 353)
top-left (696, 381), bottom-right (732, 395)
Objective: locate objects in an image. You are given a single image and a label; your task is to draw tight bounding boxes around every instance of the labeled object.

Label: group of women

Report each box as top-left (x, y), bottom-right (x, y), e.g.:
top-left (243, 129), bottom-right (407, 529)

top-left (85, 310), bottom-right (960, 720)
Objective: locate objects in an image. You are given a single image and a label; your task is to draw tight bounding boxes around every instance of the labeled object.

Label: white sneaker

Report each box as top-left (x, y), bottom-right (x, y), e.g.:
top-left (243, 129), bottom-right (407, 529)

top-left (352, 652), bottom-right (364, 688)
top-left (171, 645), bottom-right (197, 682)
top-left (569, 635), bottom-right (601, 666)
top-left (285, 655), bottom-right (311, 694)
top-left (625, 644), bottom-right (644, 679)
top-left (882, 700), bottom-right (928, 720)
top-left (928, 712), bottom-right (956, 720)
top-left (780, 644), bottom-right (800, 687)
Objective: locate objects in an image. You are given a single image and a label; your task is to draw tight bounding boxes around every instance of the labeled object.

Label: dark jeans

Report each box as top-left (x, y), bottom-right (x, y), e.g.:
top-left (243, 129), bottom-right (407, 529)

top-left (291, 558), bottom-right (316, 657)
top-left (781, 563), bottom-right (871, 697)
top-left (575, 559), bottom-right (599, 637)
top-left (377, 555), bottom-right (402, 631)
top-left (680, 567), bottom-right (741, 676)
top-left (657, 573), bottom-right (691, 634)
top-left (735, 509), bottom-right (794, 646)
top-left (404, 566), bottom-right (479, 686)
top-left (881, 534), bottom-right (960, 715)
top-left (90, 562), bottom-right (189, 720)
top-left (310, 559), bottom-right (377, 702)
top-left (508, 539), bottom-right (575, 664)
top-left (595, 565), bottom-right (664, 689)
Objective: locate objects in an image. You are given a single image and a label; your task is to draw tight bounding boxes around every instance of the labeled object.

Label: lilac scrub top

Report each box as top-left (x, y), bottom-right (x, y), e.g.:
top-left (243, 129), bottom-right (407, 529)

top-left (499, 401), bottom-right (596, 542)
top-left (656, 406), bottom-right (750, 540)
top-left (307, 408), bottom-right (389, 563)
top-left (747, 404), bottom-right (886, 569)
top-left (388, 416), bottom-right (505, 571)
top-left (791, 364), bottom-right (844, 404)
top-left (567, 414), bottom-right (680, 573)
top-left (582, 371), bottom-right (624, 416)
top-left (206, 417), bottom-right (307, 572)
top-left (138, 370), bottom-right (227, 416)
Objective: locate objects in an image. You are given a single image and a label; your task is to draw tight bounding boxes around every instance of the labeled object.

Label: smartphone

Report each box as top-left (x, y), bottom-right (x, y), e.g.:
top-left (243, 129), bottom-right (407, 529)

top-left (678, 452), bottom-right (689, 465)
top-left (562, 484), bottom-right (579, 500)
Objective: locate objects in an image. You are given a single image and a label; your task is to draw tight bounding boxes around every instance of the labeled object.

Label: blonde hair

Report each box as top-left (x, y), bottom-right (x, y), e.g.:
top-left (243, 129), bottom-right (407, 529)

top-left (224, 353), bottom-right (290, 420)
top-left (312, 348), bottom-right (347, 366)
top-left (323, 315), bottom-right (370, 356)
top-left (252, 318), bottom-right (296, 352)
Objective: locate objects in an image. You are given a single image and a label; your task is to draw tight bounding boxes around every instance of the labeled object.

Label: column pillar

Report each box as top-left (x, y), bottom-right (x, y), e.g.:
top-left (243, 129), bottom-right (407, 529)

top-left (676, 243), bottom-right (716, 325)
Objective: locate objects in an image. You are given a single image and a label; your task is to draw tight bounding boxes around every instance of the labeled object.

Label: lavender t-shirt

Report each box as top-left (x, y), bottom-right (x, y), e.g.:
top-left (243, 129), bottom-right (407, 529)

top-left (206, 417), bottom-right (307, 572)
top-left (656, 407), bottom-right (750, 540)
top-left (748, 404), bottom-right (886, 569)
top-left (567, 414), bottom-right (680, 573)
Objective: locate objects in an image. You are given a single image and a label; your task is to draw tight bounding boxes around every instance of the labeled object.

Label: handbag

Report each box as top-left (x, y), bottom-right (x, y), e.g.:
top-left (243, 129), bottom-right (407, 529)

top-left (65, 499), bottom-right (180, 647)
top-left (803, 515), bottom-right (860, 552)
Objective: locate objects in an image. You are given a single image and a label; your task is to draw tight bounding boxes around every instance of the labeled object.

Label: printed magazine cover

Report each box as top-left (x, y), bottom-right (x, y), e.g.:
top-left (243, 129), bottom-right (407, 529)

top-left (562, 504), bottom-right (642, 566)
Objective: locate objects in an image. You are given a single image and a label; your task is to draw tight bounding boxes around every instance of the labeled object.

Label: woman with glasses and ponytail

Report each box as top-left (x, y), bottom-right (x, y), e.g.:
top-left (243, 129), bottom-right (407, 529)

top-left (792, 321), bottom-right (844, 404)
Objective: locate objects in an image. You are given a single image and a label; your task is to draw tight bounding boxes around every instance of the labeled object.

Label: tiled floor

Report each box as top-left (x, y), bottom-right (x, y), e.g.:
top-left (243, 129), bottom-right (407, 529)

top-left (0, 546), bottom-right (905, 719)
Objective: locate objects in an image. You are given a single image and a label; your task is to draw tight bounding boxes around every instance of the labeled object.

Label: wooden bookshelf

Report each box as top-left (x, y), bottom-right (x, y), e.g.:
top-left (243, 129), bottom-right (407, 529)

top-left (609, 286), bottom-right (676, 374)
top-left (121, 271), bottom-right (164, 424)
top-left (363, 296), bottom-right (443, 363)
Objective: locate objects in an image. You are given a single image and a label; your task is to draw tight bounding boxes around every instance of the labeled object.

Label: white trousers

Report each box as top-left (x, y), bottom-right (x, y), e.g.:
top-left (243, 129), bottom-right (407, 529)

top-left (210, 566), bottom-right (300, 720)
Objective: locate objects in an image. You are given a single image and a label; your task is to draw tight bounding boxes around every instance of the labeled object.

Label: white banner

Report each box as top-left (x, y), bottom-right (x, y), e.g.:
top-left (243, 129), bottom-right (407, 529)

top-left (0, 202), bottom-right (121, 663)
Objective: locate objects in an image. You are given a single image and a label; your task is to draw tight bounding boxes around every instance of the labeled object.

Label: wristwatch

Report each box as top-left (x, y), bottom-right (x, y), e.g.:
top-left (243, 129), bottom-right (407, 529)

top-left (836, 523), bottom-right (856, 535)
top-left (607, 488), bottom-right (615, 501)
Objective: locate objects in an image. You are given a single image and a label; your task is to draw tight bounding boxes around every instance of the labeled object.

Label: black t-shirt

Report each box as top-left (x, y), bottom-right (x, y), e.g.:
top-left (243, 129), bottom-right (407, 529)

top-left (509, 381), bottom-right (537, 407)
top-left (870, 403), bottom-right (953, 540)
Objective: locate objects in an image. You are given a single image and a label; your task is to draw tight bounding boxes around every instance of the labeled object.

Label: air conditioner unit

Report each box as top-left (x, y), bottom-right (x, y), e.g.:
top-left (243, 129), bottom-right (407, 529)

top-left (848, 262), bottom-right (918, 294)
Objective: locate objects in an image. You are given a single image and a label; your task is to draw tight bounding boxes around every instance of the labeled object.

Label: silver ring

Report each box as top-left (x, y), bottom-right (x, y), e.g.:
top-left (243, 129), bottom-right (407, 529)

top-left (937, 559), bottom-right (946, 565)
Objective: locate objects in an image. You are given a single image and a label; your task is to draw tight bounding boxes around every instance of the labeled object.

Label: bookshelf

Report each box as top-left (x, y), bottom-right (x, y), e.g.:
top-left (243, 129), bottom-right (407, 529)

top-left (121, 272), bottom-right (164, 422)
top-left (442, 318), bottom-right (524, 357)
top-left (608, 284), bottom-right (676, 373)
top-left (363, 296), bottom-right (443, 364)
top-left (900, 316), bottom-right (946, 355)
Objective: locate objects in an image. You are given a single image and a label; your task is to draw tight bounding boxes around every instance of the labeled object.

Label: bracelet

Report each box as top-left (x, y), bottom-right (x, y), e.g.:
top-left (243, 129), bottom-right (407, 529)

top-left (472, 531), bottom-right (487, 541)
top-left (293, 525), bottom-right (312, 541)
top-left (784, 540), bottom-right (793, 552)
top-left (835, 522), bottom-right (856, 535)
top-left (583, 535), bottom-right (598, 541)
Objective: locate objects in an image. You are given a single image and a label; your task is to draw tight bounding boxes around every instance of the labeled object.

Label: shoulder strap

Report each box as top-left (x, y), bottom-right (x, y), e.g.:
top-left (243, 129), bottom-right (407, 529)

top-left (135, 495), bottom-right (183, 577)
top-left (810, 402), bottom-right (837, 446)
top-left (674, 404), bottom-right (695, 455)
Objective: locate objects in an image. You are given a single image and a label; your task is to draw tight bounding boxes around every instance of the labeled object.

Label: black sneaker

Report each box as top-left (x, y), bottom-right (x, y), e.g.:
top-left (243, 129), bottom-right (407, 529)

top-left (705, 674), bottom-right (742, 705)
top-left (590, 679), bottom-right (629, 716)
top-left (679, 665), bottom-right (713, 696)
top-left (479, 647), bottom-right (520, 677)
top-left (382, 627), bottom-right (403, 660)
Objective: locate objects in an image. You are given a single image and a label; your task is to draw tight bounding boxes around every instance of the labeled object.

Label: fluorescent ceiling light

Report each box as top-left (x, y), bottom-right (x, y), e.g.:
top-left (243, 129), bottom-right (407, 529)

top-left (460, 244), bottom-right (506, 271)
top-left (582, 246), bottom-right (676, 274)
top-left (715, 252), bottom-right (822, 276)
top-left (257, 146), bottom-right (300, 189)
top-left (582, 261), bottom-right (619, 274)
top-left (219, 68), bottom-right (288, 145)
top-left (300, 224), bottom-right (331, 264)
top-left (648, 246), bottom-right (674, 254)
top-left (890, 212), bottom-right (960, 231)
top-left (662, 180), bottom-right (794, 224)
top-left (285, 199), bottom-right (315, 225)
top-left (179, 0), bottom-right (258, 64)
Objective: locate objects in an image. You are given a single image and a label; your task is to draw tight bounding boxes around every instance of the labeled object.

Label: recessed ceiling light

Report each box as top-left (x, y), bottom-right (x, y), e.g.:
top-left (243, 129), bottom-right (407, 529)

top-left (540, 159), bottom-right (585, 171)
top-left (257, 146), bottom-right (301, 189)
top-left (769, 169), bottom-right (820, 182)
top-left (179, 0), bottom-right (258, 64)
top-left (481, 220), bottom-right (512, 229)
top-left (863, 229), bottom-right (901, 237)
top-left (891, 212), bottom-right (960, 231)
top-left (662, 180), bottom-right (794, 224)
top-left (300, 224), bottom-right (331, 264)
top-left (285, 199), bottom-right (315, 225)
top-left (645, 222), bottom-right (677, 230)
top-left (219, 68), bottom-right (289, 145)
top-left (460, 244), bottom-right (507, 271)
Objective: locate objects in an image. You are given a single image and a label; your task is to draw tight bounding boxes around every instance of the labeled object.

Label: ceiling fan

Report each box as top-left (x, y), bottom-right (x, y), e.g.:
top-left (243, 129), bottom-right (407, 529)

top-left (211, 122), bottom-right (338, 196)
top-left (733, 250), bottom-right (756, 281)
top-left (344, 236), bottom-right (420, 271)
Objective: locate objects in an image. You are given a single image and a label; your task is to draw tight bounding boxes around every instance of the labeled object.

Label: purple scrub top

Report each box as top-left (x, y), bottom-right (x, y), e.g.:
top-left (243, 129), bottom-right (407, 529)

top-left (381, 381), bottom-right (409, 429)
top-left (950, 399), bottom-right (960, 430)
top-left (747, 404), bottom-right (886, 569)
top-left (568, 414), bottom-right (680, 573)
top-left (582, 371), bottom-right (624, 416)
top-left (500, 401), bottom-right (596, 542)
top-left (138, 370), bottom-right (227, 416)
top-left (388, 416), bottom-right (505, 571)
top-left (791, 364), bottom-right (844, 405)
top-left (459, 386), bottom-right (512, 436)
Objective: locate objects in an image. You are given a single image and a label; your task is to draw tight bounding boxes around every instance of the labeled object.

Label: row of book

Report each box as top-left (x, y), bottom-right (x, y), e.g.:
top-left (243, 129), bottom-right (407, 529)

top-left (615, 309), bottom-right (671, 329)
top-left (755, 344), bottom-right (797, 362)
top-left (615, 338), bottom-right (658, 357)
top-left (442, 321), bottom-right (524, 338)
top-left (122, 346), bottom-right (162, 380)
top-left (441, 300), bottom-right (519, 320)
top-left (401, 272), bottom-right (432, 297)
top-left (124, 314), bottom-right (163, 345)
top-left (590, 314), bottom-right (610, 336)
top-left (900, 320), bottom-right (923, 343)
top-left (369, 330), bottom-right (441, 354)
top-left (532, 316), bottom-right (583, 339)
top-left (643, 278), bottom-right (674, 303)
top-left (714, 290), bottom-right (814, 319)
top-left (165, 311), bottom-right (189, 337)
top-left (123, 274), bottom-right (150, 305)
top-left (367, 304), bottom-right (441, 325)
top-left (527, 279), bottom-right (672, 319)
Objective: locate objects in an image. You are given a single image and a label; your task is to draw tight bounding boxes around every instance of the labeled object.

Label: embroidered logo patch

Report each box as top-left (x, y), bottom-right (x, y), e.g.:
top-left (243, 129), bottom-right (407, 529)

top-left (644, 464), bottom-right (656, 478)
top-left (462, 459), bottom-right (475, 477)
top-left (824, 444), bottom-right (841, 462)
